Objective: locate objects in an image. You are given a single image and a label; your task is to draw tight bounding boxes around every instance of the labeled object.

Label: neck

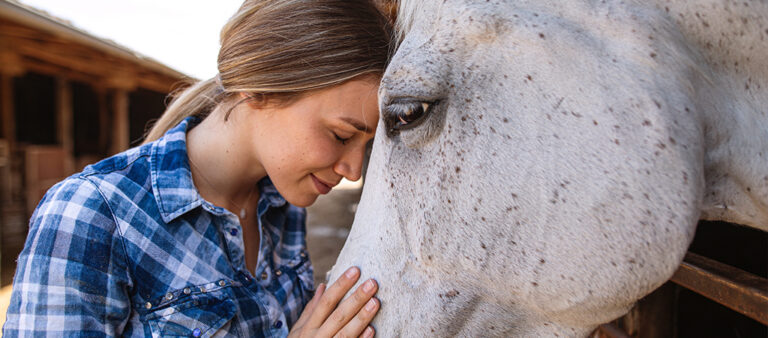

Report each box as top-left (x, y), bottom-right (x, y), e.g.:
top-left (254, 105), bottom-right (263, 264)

top-left (186, 105), bottom-right (266, 213)
top-left (661, 0), bottom-right (768, 230)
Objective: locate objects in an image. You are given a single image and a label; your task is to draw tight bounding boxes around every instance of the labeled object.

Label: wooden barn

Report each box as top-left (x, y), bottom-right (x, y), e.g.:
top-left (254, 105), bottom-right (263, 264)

top-left (0, 0), bottom-right (188, 285)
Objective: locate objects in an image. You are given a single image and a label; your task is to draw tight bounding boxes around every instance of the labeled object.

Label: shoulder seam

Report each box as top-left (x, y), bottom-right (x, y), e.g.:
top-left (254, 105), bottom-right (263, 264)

top-left (81, 176), bottom-right (133, 285)
top-left (81, 152), bottom-right (150, 178)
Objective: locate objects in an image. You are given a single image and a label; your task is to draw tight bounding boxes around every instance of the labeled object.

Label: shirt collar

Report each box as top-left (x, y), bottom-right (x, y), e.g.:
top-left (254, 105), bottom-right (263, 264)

top-left (150, 116), bottom-right (287, 223)
top-left (258, 176), bottom-right (288, 209)
top-left (150, 117), bottom-right (202, 223)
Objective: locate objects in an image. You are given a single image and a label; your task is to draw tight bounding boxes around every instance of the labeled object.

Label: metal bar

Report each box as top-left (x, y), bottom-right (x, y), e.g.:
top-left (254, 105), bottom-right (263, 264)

top-left (670, 252), bottom-right (768, 325)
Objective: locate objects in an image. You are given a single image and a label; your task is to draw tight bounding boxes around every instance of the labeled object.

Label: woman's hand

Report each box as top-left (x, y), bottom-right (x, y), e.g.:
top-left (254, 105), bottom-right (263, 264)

top-left (289, 267), bottom-right (379, 338)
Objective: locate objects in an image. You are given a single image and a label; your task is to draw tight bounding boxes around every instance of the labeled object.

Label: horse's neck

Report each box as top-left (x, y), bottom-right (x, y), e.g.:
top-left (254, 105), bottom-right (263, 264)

top-left (661, 0), bottom-right (768, 230)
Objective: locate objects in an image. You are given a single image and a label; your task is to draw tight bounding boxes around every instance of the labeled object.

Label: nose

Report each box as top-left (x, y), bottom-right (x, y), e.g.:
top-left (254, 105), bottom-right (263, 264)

top-left (333, 143), bottom-right (367, 182)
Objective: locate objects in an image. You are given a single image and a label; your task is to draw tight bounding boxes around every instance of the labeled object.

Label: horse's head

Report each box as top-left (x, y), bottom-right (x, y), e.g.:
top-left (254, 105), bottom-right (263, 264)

top-left (330, 0), bottom-right (768, 336)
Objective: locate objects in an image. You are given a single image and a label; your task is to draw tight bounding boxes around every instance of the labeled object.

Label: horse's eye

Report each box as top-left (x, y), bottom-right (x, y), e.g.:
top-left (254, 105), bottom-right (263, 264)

top-left (385, 100), bottom-right (433, 134)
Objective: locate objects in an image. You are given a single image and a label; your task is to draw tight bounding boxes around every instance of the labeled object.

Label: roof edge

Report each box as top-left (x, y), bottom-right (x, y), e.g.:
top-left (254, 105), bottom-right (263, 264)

top-left (0, 0), bottom-right (194, 81)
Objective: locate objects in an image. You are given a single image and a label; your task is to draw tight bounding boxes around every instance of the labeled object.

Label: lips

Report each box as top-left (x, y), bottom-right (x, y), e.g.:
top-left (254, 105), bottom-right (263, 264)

top-left (310, 174), bottom-right (334, 194)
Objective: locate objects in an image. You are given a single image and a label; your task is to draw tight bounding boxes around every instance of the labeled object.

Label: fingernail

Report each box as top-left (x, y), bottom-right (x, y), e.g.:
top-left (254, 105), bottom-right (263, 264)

top-left (363, 279), bottom-right (375, 293)
top-left (365, 298), bottom-right (377, 312)
top-left (345, 267), bottom-right (359, 279)
top-left (364, 326), bottom-right (374, 338)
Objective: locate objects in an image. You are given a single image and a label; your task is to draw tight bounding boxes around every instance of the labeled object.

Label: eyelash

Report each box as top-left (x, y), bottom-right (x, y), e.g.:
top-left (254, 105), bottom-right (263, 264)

top-left (334, 133), bottom-right (350, 145)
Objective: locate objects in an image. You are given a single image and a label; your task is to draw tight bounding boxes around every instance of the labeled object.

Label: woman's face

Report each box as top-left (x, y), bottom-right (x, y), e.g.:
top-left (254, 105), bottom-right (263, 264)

top-left (247, 78), bottom-right (380, 207)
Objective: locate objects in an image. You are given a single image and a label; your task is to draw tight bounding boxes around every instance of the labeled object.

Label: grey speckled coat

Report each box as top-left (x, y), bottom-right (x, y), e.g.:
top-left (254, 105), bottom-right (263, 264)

top-left (330, 0), bottom-right (768, 336)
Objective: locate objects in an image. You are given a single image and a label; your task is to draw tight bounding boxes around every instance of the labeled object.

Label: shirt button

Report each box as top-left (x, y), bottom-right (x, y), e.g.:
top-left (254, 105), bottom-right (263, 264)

top-left (218, 280), bottom-right (227, 287)
top-left (273, 320), bottom-right (283, 329)
top-left (165, 292), bottom-right (174, 300)
top-left (261, 272), bottom-right (268, 280)
top-left (229, 228), bottom-right (238, 236)
top-left (144, 302), bottom-right (152, 309)
top-left (300, 251), bottom-right (307, 258)
top-left (275, 270), bottom-right (283, 277)
top-left (183, 287), bottom-right (191, 295)
top-left (192, 328), bottom-right (202, 337)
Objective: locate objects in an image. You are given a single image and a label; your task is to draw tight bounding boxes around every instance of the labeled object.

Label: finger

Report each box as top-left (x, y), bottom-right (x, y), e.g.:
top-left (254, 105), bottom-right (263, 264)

top-left (358, 326), bottom-right (375, 338)
top-left (294, 283), bottom-right (326, 329)
top-left (338, 298), bottom-right (379, 338)
top-left (306, 266), bottom-right (361, 329)
top-left (316, 278), bottom-right (378, 336)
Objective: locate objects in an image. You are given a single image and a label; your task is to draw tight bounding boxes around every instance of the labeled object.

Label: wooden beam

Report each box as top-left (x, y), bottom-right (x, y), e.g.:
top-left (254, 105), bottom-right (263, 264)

top-left (670, 252), bottom-right (768, 325)
top-left (56, 77), bottom-right (74, 174)
top-left (22, 60), bottom-right (100, 86)
top-left (0, 8), bottom-right (187, 80)
top-left (96, 87), bottom-right (109, 156)
top-left (0, 72), bottom-right (14, 204)
top-left (594, 324), bottom-right (630, 338)
top-left (110, 89), bottom-right (129, 155)
top-left (3, 22), bottom-right (183, 93)
top-left (104, 74), bottom-right (137, 92)
top-left (0, 72), bottom-right (14, 146)
top-left (616, 282), bottom-right (677, 338)
top-left (15, 43), bottom-right (132, 81)
top-left (0, 51), bottom-right (25, 77)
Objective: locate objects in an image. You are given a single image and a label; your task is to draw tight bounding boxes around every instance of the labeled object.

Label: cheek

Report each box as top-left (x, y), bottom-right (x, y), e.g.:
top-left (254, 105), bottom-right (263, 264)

top-left (278, 130), bottom-right (338, 173)
top-left (304, 139), bottom-right (339, 168)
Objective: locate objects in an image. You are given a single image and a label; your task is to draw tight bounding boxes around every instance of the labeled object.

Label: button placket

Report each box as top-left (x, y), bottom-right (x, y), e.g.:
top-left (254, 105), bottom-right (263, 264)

top-left (221, 217), bottom-right (247, 273)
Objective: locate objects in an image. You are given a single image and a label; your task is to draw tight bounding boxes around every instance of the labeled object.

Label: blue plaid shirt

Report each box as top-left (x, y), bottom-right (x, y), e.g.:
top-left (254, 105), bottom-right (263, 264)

top-left (4, 117), bottom-right (314, 337)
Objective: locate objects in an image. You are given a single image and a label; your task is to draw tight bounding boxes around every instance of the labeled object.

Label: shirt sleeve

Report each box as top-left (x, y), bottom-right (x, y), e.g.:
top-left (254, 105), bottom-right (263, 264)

top-left (3, 177), bottom-right (133, 337)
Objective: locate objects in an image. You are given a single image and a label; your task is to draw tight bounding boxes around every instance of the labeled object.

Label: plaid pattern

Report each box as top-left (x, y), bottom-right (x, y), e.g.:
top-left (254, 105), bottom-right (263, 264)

top-left (4, 117), bottom-right (314, 337)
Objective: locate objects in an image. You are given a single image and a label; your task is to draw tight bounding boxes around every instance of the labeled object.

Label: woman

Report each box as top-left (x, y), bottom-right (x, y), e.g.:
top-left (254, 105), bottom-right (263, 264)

top-left (3, 0), bottom-right (390, 336)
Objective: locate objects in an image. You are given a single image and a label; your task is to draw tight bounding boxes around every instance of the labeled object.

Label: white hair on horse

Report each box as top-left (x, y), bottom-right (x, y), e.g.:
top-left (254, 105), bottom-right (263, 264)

top-left (331, 0), bottom-right (768, 336)
top-left (395, 0), bottom-right (423, 43)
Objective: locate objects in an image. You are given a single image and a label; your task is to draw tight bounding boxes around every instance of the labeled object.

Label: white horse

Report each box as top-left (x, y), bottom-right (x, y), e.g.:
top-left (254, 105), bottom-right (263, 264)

top-left (330, 0), bottom-right (768, 336)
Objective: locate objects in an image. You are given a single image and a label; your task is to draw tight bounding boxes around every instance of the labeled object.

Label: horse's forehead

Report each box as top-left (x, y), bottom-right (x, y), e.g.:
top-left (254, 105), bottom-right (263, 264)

top-left (404, 1), bottom-right (516, 43)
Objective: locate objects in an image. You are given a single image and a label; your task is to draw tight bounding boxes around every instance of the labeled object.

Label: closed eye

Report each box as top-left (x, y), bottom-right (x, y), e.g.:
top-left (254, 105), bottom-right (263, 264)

top-left (334, 133), bottom-right (350, 145)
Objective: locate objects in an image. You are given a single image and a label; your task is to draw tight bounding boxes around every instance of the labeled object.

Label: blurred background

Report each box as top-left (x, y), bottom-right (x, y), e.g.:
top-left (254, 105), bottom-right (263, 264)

top-left (0, 0), bottom-right (361, 330)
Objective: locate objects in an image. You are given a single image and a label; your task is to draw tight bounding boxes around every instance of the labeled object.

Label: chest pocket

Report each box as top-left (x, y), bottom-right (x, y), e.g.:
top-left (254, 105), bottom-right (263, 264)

top-left (145, 292), bottom-right (237, 338)
top-left (271, 250), bottom-right (314, 326)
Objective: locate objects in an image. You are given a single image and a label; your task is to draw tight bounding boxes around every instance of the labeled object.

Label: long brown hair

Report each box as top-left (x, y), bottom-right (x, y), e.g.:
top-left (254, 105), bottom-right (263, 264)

top-left (144, 0), bottom-right (392, 142)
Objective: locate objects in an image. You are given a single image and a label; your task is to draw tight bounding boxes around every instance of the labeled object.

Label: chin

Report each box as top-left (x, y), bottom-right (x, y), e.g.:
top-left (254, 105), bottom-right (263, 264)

top-left (285, 194), bottom-right (319, 208)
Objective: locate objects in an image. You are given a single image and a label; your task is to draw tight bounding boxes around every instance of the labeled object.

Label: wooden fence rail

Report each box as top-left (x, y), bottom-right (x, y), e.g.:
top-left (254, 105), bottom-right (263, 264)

top-left (595, 251), bottom-right (767, 337)
top-left (670, 252), bottom-right (768, 325)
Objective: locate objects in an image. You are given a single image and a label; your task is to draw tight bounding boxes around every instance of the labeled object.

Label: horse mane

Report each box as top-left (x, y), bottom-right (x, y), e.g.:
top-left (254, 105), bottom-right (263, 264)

top-left (395, 0), bottom-right (425, 44)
